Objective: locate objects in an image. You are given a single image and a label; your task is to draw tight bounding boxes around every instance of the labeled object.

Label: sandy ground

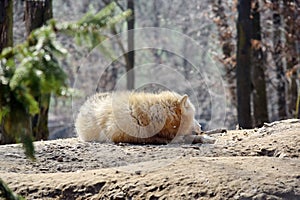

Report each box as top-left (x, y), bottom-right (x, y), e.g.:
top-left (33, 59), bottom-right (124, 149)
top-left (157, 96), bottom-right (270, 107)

top-left (0, 119), bottom-right (300, 199)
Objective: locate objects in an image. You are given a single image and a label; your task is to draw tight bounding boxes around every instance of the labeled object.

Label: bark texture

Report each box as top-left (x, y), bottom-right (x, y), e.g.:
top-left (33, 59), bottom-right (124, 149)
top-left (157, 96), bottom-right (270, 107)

top-left (126, 0), bottom-right (135, 90)
top-left (25, 0), bottom-right (53, 140)
top-left (251, 0), bottom-right (268, 127)
top-left (236, 0), bottom-right (252, 128)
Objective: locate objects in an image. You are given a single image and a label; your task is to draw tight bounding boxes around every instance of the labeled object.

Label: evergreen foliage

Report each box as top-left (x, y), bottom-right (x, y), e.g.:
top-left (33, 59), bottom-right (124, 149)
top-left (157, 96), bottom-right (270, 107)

top-left (0, 2), bottom-right (131, 158)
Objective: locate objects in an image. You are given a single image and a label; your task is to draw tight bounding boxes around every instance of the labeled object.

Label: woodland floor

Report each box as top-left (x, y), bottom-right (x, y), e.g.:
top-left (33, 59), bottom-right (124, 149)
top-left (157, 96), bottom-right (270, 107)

top-left (0, 119), bottom-right (300, 200)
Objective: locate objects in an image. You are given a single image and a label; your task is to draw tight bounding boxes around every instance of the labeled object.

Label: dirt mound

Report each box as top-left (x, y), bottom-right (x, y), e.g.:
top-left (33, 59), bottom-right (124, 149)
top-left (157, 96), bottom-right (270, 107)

top-left (1, 119), bottom-right (300, 199)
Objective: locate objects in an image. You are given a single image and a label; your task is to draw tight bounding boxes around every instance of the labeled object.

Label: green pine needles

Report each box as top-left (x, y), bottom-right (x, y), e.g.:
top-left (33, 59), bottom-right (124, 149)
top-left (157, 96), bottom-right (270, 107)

top-left (0, 2), bottom-right (131, 159)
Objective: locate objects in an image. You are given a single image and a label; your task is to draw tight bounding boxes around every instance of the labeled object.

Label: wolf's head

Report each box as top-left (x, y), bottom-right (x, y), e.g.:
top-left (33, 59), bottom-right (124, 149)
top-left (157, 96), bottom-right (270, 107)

top-left (177, 94), bottom-right (200, 135)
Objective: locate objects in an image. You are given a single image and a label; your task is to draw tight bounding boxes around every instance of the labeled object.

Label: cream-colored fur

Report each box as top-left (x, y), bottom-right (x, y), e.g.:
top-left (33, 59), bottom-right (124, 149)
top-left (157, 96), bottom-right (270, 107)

top-left (75, 91), bottom-right (204, 144)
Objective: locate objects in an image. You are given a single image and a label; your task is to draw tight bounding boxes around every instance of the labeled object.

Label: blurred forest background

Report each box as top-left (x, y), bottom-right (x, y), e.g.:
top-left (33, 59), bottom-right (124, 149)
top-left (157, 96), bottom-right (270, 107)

top-left (0, 0), bottom-right (299, 146)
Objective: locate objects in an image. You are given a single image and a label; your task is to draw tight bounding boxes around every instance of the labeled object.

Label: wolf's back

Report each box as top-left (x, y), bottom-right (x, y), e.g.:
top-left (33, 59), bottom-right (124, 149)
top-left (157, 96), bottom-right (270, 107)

top-left (75, 91), bottom-right (197, 144)
top-left (75, 93), bottom-right (112, 142)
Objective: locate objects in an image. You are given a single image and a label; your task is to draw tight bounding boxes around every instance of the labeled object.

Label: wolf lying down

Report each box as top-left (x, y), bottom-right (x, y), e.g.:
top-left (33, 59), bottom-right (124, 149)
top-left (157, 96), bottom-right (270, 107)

top-left (75, 91), bottom-right (216, 144)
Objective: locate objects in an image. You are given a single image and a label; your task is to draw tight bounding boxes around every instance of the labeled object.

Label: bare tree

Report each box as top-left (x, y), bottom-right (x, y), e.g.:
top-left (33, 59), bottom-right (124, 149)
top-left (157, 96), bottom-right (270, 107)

top-left (251, 0), bottom-right (268, 127)
top-left (96, 64), bottom-right (118, 92)
top-left (211, 0), bottom-right (236, 105)
top-left (283, 0), bottom-right (299, 117)
top-left (236, 0), bottom-right (252, 128)
top-left (272, 0), bottom-right (287, 119)
top-left (126, 0), bottom-right (135, 90)
top-left (103, 0), bottom-right (134, 90)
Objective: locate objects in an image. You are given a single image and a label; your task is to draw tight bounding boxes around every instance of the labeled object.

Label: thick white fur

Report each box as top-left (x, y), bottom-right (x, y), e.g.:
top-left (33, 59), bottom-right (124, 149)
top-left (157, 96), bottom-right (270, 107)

top-left (75, 91), bottom-right (202, 144)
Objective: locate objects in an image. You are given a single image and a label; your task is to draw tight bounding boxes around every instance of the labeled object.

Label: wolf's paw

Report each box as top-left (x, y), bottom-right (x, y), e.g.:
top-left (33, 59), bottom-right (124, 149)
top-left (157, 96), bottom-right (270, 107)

top-left (192, 135), bottom-right (216, 144)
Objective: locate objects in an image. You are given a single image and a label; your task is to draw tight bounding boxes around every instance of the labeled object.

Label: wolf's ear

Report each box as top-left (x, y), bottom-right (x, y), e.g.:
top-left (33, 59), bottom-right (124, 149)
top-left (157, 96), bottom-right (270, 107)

top-left (180, 94), bottom-right (189, 108)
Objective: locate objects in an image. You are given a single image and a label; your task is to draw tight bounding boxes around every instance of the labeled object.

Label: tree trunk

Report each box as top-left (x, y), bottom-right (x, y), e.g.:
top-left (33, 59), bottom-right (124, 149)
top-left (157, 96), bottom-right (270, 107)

top-left (0, 0), bottom-right (14, 144)
top-left (126, 0), bottom-right (135, 90)
top-left (24, 0), bottom-right (52, 34)
top-left (24, 0), bottom-right (52, 141)
top-left (283, 0), bottom-right (299, 117)
top-left (0, 0), bottom-right (13, 52)
top-left (152, 0), bottom-right (163, 65)
top-left (272, 0), bottom-right (287, 119)
top-left (236, 0), bottom-right (252, 129)
top-left (96, 65), bottom-right (118, 92)
top-left (251, 0), bottom-right (268, 127)
top-left (211, 0), bottom-right (236, 106)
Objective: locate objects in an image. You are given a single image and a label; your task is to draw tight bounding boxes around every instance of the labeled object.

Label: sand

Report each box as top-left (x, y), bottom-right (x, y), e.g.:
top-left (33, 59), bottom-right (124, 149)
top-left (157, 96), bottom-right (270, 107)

top-left (0, 119), bottom-right (299, 199)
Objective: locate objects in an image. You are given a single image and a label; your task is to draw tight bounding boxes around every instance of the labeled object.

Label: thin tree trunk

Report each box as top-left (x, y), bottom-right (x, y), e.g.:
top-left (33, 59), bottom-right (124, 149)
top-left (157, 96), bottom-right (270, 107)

top-left (211, 0), bottom-right (236, 106)
top-left (236, 0), bottom-right (252, 128)
top-left (25, 0), bottom-right (52, 141)
top-left (272, 0), bottom-right (287, 119)
top-left (152, 0), bottom-right (162, 65)
top-left (96, 65), bottom-right (118, 92)
top-left (126, 0), bottom-right (135, 90)
top-left (0, 0), bottom-right (14, 144)
top-left (283, 0), bottom-right (299, 117)
top-left (251, 0), bottom-right (268, 127)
